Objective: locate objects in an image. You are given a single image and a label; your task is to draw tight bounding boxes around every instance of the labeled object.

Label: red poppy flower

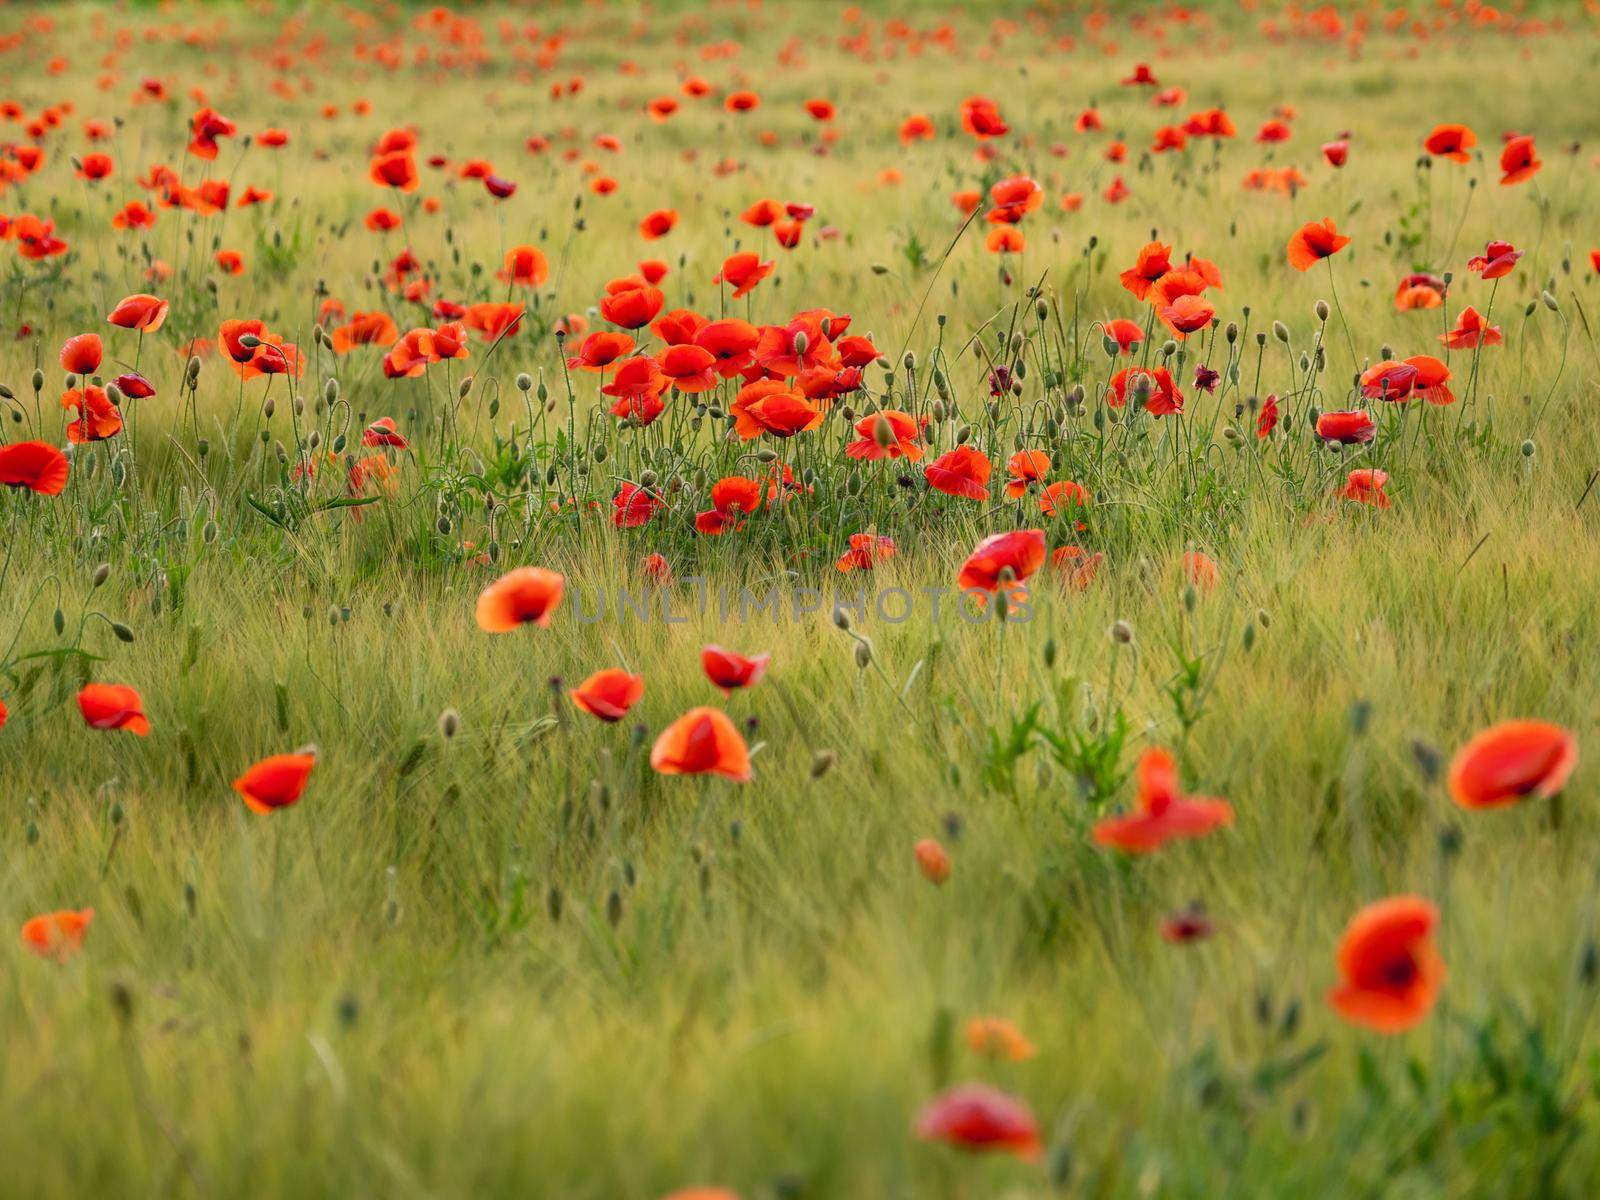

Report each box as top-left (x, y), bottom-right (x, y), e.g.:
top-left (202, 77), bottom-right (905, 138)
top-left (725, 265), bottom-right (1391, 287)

top-left (21, 909), bottom-right (93, 961)
top-left (1338, 468), bottom-right (1391, 509)
top-left (1107, 367), bottom-right (1183, 416)
top-left (1039, 479), bottom-right (1091, 519)
top-left (658, 344), bottom-right (719, 393)
top-left (1466, 240), bottom-right (1522, 279)
top-left (724, 91), bottom-right (760, 113)
top-left (59, 333), bottom-right (102, 375)
top-left (899, 114), bottom-right (934, 144)
top-left (958, 529), bottom-right (1045, 594)
top-left (188, 106), bottom-right (236, 160)
top-left (463, 302), bottom-right (524, 340)
top-left (1322, 138), bottom-right (1349, 167)
top-left (1158, 293), bottom-right (1215, 337)
top-left (362, 417), bottom-right (409, 449)
top-left (1092, 747), bottom-right (1233, 854)
top-left (112, 200), bottom-right (158, 231)
top-left (1002, 450), bottom-right (1050, 498)
top-left (650, 707), bottom-right (751, 781)
top-left (1287, 217), bottom-right (1350, 271)
top-left (0, 441), bottom-right (69, 495)
top-left (1440, 306), bottom-right (1502, 350)
top-left (1104, 318), bottom-right (1145, 354)
top-left (77, 683), bottom-right (149, 735)
top-left (76, 152), bottom-right (114, 181)
top-left (1360, 355), bottom-right (1454, 405)
top-left (846, 409), bottom-right (923, 461)
top-left (600, 284), bottom-right (665, 330)
top-left (835, 533), bottom-right (896, 573)
top-left (985, 175), bottom-right (1042, 225)
top-left (332, 311), bottom-right (399, 354)
top-left (1447, 720), bottom-right (1578, 809)
top-left (1499, 134), bottom-right (1540, 186)
top-left (567, 331), bottom-right (635, 371)
top-left (1317, 409), bottom-right (1375, 444)
top-left (638, 208), bottom-right (679, 239)
top-left (370, 149), bottom-right (419, 191)
top-left (959, 95), bottom-right (1008, 140)
top-left (61, 386), bottom-right (122, 443)
top-left (1328, 896), bottom-right (1444, 1034)
top-left (569, 669), bottom-right (645, 722)
top-left (731, 383), bottom-right (822, 439)
top-left (1423, 123), bottom-right (1475, 163)
top-left (1257, 395), bottom-right (1280, 439)
top-left (701, 646), bottom-right (770, 694)
top-left (1119, 241), bottom-right (1173, 301)
top-left (234, 753), bottom-right (316, 815)
top-left (713, 251), bottom-right (775, 299)
top-left (612, 482), bottom-right (665, 528)
top-left (694, 319), bottom-right (760, 377)
top-left (641, 553), bottom-right (673, 585)
top-left (914, 1085), bottom-right (1040, 1159)
top-left (475, 567), bottom-right (565, 632)
top-left (497, 245), bottom-right (549, 287)
top-left (898, 840), bottom-right (948, 892)
top-left (924, 446), bottom-right (992, 500)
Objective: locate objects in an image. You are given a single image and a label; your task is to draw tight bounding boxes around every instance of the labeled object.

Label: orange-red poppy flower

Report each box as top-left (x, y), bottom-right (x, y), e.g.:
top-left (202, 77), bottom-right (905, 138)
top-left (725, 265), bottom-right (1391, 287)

top-left (658, 344), bottom-right (719, 393)
top-left (370, 149), bottom-right (419, 191)
top-left (835, 533), bottom-right (896, 573)
top-left (846, 409), bottom-right (923, 461)
top-left (1119, 241), bottom-right (1173, 301)
top-left (1423, 123), bottom-right (1475, 163)
top-left (1328, 896), bottom-right (1444, 1034)
top-left (695, 319), bottom-right (761, 377)
top-left (1287, 217), bottom-right (1350, 271)
top-left (650, 707), bottom-right (751, 782)
top-left (567, 331), bottom-right (635, 371)
top-left (1107, 366), bottom-right (1183, 416)
top-left (959, 95), bottom-right (1009, 140)
top-left (924, 446), bottom-right (991, 500)
top-left (61, 386), bottom-right (122, 443)
top-left (1447, 720), bottom-right (1578, 809)
top-left (900, 113), bottom-right (935, 144)
top-left (1338, 468), bottom-right (1391, 509)
top-left (107, 293), bottom-right (168, 332)
top-left (914, 838), bottom-right (951, 883)
top-left (915, 1084), bottom-right (1040, 1159)
top-left (1003, 450), bottom-right (1051, 498)
top-left (21, 909), bottom-right (93, 961)
top-left (1092, 747), bottom-right (1232, 854)
top-left (713, 251), bottom-right (775, 299)
top-left (1360, 355), bottom-right (1454, 405)
top-left (234, 752), bottom-right (316, 814)
top-left (701, 646), bottom-right (769, 694)
top-left (1440, 306), bottom-right (1502, 350)
top-left (1317, 409), bottom-right (1376, 444)
top-left (569, 669), bottom-right (645, 722)
top-left (476, 567), bottom-right (565, 632)
top-left (966, 1017), bottom-right (1036, 1062)
top-left (600, 284), bottom-right (665, 330)
top-left (77, 683), bottom-right (149, 735)
top-left (1466, 240), bottom-right (1522, 279)
top-left (612, 482), bottom-right (665, 527)
top-left (958, 529), bottom-right (1046, 593)
top-left (1158, 293), bottom-right (1215, 337)
top-left (331, 311), bottom-right (399, 354)
top-left (0, 441), bottom-right (69, 496)
top-left (60, 334), bottom-right (103, 376)
top-left (695, 476), bottom-right (762, 535)
top-left (497, 245), bottom-right (549, 288)
top-left (731, 383), bottom-right (822, 439)
top-left (1499, 134), bottom-right (1540, 186)
top-left (362, 416), bottom-right (408, 449)
top-left (638, 208), bottom-right (679, 240)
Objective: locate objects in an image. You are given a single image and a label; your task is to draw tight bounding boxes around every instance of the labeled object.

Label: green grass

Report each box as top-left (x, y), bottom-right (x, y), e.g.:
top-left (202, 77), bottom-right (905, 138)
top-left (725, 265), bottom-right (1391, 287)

top-left (4, 1), bottom-right (1600, 1196)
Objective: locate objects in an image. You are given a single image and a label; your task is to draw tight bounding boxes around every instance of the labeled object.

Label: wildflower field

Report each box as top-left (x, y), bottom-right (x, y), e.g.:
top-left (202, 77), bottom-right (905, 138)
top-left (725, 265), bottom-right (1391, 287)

top-left (5, 0), bottom-right (1600, 1195)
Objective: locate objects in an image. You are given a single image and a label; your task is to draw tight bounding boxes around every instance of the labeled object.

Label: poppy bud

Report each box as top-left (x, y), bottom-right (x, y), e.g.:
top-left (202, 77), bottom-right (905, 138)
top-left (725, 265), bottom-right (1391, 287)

top-left (92, 562), bottom-right (110, 588)
top-left (792, 331), bottom-right (809, 355)
top-left (263, 397), bottom-right (276, 420)
top-left (111, 622), bottom-right (135, 643)
top-left (1522, 439), bottom-right (1535, 457)
top-left (1043, 638), bottom-right (1057, 668)
top-left (955, 424), bottom-right (972, 444)
top-left (1110, 620), bottom-right (1133, 644)
top-left (810, 750), bottom-right (835, 779)
top-left (832, 607), bottom-right (851, 630)
top-left (1409, 738), bottom-right (1442, 783)
top-left (1036, 298), bottom-right (1049, 320)
top-left (870, 263), bottom-right (889, 275)
top-left (1541, 290), bottom-right (1559, 312)
top-left (1582, 943), bottom-right (1599, 988)
top-left (458, 377), bottom-right (473, 399)
top-left (1102, 334), bottom-right (1119, 359)
top-left (1314, 299), bottom-right (1330, 322)
top-left (606, 890), bottom-right (624, 927)
top-left (65, 373), bottom-right (79, 392)
top-left (854, 640), bottom-right (872, 669)
top-left (31, 368), bottom-right (44, 394)
top-left (1242, 623), bottom-right (1256, 651)
top-left (239, 333), bottom-right (262, 350)
top-left (438, 709), bottom-right (461, 739)
top-left (903, 351), bottom-right (916, 371)
top-left (1272, 321), bottom-right (1289, 343)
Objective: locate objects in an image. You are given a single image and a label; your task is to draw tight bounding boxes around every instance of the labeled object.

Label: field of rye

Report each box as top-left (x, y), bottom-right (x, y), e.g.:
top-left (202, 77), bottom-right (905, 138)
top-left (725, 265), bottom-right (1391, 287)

top-left (4, 1), bottom-right (1600, 1196)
